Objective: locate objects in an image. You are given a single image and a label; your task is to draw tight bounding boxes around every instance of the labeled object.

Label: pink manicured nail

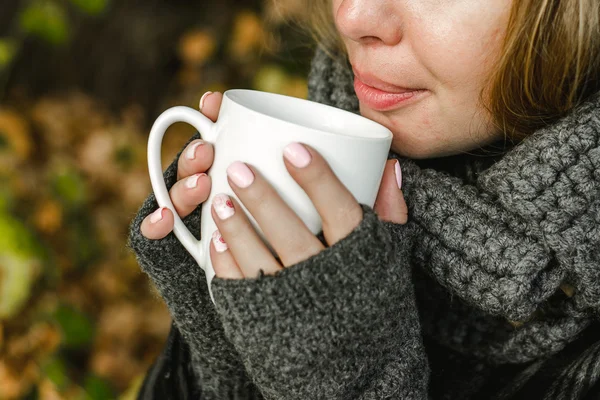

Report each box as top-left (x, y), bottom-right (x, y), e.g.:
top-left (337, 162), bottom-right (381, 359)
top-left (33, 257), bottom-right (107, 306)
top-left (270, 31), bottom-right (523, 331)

top-left (186, 173), bottom-right (205, 189)
top-left (186, 140), bottom-right (204, 160)
top-left (395, 160), bottom-right (402, 189)
top-left (199, 91), bottom-right (213, 111)
top-left (283, 142), bottom-right (312, 168)
top-left (150, 207), bottom-right (165, 224)
top-left (212, 230), bottom-right (228, 252)
top-left (213, 193), bottom-right (235, 220)
top-left (226, 161), bottom-right (254, 188)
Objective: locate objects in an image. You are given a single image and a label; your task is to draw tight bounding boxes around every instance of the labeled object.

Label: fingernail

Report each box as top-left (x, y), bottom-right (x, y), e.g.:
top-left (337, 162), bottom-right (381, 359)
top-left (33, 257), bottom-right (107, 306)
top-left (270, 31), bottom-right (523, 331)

top-left (283, 142), bottom-right (312, 168)
top-left (213, 193), bottom-right (235, 220)
top-left (226, 161), bottom-right (254, 188)
top-left (150, 207), bottom-right (165, 224)
top-left (199, 91), bottom-right (213, 111)
top-left (185, 173), bottom-right (205, 189)
top-left (212, 230), bottom-right (228, 252)
top-left (394, 160), bottom-right (402, 190)
top-left (186, 140), bottom-right (205, 160)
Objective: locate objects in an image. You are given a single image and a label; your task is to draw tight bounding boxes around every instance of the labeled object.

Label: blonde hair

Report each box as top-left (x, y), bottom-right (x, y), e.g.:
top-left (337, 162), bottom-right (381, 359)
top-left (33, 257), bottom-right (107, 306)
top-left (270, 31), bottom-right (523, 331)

top-left (489, 0), bottom-right (600, 139)
top-left (300, 0), bottom-right (600, 140)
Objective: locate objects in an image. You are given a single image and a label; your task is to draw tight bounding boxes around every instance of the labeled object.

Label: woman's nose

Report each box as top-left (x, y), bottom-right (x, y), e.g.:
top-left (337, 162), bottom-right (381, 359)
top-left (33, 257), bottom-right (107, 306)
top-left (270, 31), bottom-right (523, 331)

top-left (334, 0), bottom-right (402, 46)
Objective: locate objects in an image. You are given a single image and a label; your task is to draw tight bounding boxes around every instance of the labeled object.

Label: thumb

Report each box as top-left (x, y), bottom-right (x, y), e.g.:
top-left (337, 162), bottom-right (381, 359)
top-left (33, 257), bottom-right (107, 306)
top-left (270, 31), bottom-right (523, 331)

top-left (374, 159), bottom-right (408, 224)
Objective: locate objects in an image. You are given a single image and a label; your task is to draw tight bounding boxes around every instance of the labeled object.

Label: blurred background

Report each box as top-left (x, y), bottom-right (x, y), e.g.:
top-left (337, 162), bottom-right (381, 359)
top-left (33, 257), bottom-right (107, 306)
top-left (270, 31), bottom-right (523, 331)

top-left (0, 0), bottom-right (312, 398)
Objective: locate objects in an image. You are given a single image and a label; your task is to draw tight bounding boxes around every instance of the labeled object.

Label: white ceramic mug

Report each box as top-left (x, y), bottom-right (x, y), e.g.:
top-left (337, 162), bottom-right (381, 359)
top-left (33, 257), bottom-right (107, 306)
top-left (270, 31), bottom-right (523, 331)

top-left (148, 89), bottom-right (392, 301)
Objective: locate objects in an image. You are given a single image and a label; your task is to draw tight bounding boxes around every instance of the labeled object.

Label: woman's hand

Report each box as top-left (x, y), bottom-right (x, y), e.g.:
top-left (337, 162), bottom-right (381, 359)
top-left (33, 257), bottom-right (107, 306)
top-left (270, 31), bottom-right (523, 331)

top-left (140, 92), bottom-right (223, 239)
top-left (210, 143), bottom-right (408, 280)
top-left (139, 89), bottom-right (408, 273)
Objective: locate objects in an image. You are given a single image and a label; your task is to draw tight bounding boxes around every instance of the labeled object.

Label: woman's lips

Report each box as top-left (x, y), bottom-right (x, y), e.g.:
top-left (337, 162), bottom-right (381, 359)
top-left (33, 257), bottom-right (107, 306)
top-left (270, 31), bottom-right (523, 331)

top-left (353, 75), bottom-right (427, 111)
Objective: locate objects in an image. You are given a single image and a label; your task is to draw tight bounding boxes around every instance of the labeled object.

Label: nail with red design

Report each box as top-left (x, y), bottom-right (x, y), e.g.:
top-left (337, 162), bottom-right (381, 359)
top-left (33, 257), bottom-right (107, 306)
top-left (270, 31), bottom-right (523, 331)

top-left (213, 193), bottom-right (235, 220)
top-left (212, 230), bottom-right (228, 252)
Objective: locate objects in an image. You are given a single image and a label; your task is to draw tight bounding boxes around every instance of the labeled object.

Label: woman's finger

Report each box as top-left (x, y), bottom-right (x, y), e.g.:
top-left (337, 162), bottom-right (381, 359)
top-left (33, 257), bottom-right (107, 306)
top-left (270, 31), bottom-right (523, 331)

top-left (175, 91), bottom-right (222, 180)
top-left (168, 172), bottom-right (211, 218)
top-left (283, 143), bottom-right (363, 246)
top-left (199, 91), bottom-right (223, 122)
top-left (225, 161), bottom-right (325, 267)
top-left (374, 159), bottom-right (408, 224)
top-left (210, 230), bottom-right (244, 279)
top-left (140, 170), bottom-right (211, 239)
top-left (140, 207), bottom-right (175, 239)
top-left (211, 194), bottom-right (282, 278)
top-left (176, 139), bottom-right (215, 181)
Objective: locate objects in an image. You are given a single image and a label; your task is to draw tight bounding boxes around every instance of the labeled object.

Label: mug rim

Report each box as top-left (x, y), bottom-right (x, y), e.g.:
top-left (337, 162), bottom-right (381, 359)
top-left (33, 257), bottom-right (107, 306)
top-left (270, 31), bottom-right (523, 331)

top-left (223, 89), bottom-right (393, 141)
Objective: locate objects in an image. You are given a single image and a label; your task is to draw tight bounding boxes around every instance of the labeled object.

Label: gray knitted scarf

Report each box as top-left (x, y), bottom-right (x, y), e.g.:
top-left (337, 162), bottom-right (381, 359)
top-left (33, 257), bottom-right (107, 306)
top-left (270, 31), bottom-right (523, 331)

top-left (307, 47), bottom-right (600, 366)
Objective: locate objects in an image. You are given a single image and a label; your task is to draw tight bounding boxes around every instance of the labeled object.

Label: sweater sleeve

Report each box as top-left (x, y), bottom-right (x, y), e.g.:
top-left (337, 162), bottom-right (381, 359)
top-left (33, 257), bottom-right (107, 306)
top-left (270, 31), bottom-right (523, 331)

top-left (210, 205), bottom-right (430, 400)
top-left (126, 132), bottom-right (262, 400)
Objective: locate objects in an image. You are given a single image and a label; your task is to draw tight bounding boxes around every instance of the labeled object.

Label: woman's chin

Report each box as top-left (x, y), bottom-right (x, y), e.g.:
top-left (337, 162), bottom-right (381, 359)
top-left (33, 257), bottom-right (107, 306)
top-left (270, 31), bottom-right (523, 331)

top-left (391, 134), bottom-right (504, 160)
top-left (359, 107), bottom-right (455, 159)
top-left (390, 138), bottom-right (457, 159)
top-left (360, 102), bottom-right (501, 160)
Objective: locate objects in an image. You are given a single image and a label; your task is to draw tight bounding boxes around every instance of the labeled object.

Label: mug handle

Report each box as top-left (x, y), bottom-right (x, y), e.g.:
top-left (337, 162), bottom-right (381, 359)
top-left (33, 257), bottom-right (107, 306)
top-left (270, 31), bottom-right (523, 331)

top-left (147, 106), bottom-right (218, 269)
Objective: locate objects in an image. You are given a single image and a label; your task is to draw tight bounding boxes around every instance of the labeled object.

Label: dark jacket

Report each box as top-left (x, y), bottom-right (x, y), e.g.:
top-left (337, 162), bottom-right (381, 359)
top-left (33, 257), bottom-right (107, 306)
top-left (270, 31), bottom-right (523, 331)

top-left (137, 322), bottom-right (600, 399)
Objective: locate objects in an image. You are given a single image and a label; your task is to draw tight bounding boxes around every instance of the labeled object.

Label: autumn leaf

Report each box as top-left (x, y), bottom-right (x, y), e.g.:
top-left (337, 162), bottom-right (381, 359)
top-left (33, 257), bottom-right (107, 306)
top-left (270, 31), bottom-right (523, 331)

top-left (0, 39), bottom-right (18, 68)
top-left (0, 212), bottom-right (45, 319)
top-left (228, 11), bottom-right (266, 61)
top-left (53, 304), bottom-right (95, 348)
top-left (19, 0), bottom-right (70, 45)
top-left (178, 30), bottom-right (217, 67)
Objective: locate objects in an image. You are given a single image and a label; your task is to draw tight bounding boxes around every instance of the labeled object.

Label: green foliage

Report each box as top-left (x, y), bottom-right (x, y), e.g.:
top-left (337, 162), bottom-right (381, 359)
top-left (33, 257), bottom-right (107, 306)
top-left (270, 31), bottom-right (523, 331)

top-left (0, 212), bottom-right (45, 319)
top-left (80, 375), bottom-right (114, 400)
top-left (0, 212), bottom-right (44, 257)
top-left (0, 39), bottom-right (17, 68)
top-left (53, 304), bottom-right (95, 348)
top-left (0, 176), bottom-right (13, 211)
top-left (119, 376), bottom-right (144, 400)
top-left (70, 0), bottom-right (110, 16)
top-left (19, 0), bottom-right (70, 45)
top-left (43, 358), bottom-right (70, 390)
top-left (68, 217), bottom-right (101, 269)
top-left (43, 361), bottom-right (115, 399)
top-left (51, 167), bottom-right (87, 208)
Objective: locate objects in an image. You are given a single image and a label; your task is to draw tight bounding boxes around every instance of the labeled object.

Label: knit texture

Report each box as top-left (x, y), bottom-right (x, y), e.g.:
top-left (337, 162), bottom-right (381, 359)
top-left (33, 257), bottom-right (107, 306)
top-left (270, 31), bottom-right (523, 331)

top-left (307, 47), bottom-right (600, 396)
top-left (128, 46), bottom-right (600, 399)
top-left (211, 206), bottom-right (427, 399)
top-left (128, 133), bottom-right (262, 400)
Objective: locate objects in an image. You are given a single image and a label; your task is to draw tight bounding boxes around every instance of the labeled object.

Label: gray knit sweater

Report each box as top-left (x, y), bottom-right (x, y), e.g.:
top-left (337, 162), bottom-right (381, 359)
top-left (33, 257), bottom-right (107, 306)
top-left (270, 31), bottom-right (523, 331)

top-left (128, 47), bottom-right (600, 399)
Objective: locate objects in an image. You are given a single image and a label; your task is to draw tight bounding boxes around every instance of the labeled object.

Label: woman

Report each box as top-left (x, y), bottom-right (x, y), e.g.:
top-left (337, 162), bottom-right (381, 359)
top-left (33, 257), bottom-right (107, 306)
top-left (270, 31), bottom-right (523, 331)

top-left (128, 0), bottom-right (600, 398)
